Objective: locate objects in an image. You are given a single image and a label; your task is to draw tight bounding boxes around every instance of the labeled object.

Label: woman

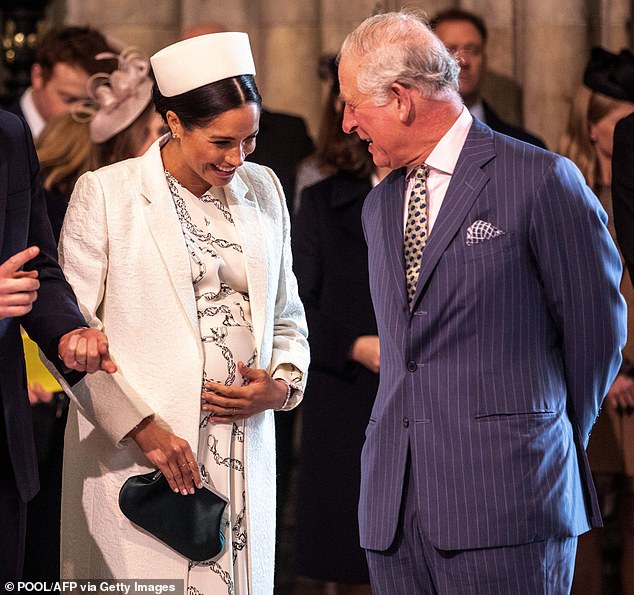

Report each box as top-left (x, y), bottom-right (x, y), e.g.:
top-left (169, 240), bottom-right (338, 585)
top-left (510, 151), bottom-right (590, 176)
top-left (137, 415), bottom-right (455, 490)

top-left (57, 33), bottom-right (309, 594)
top-left (292, 56), bottom-right (389, 594)
top-left (560, 47), bottom-right (634, 595)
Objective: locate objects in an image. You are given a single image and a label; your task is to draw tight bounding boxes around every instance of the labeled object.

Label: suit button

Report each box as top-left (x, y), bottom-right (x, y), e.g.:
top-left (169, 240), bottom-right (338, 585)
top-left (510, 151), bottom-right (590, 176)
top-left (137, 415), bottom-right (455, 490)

top-left (403, 418), bottom-right (410, 428)
top-left (407, 361), bottom-right (417, 372)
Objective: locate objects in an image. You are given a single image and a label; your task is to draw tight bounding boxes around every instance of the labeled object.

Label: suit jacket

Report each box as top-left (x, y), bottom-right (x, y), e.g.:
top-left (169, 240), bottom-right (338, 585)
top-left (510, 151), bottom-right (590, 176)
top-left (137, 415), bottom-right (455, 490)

top-left (292, 172), bottom-right (377, 582)
top-left (360, 118), bottom-right (625, 552)
top-left (55, 138), bottom-right (309, 588)
top-left (248, 109), bottom-right (314, 213)
top-left (0, 110), bottom-right (85, 502)
top-left (4, 99), bottom-right (24, 122)
top-left (483, 101), bottom-right (547, 149)
top-left (613, 112), bottom-right (634, 282)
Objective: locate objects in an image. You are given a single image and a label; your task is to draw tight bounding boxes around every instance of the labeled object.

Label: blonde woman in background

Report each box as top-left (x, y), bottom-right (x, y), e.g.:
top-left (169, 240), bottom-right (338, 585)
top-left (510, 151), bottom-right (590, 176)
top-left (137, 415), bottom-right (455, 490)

top-left (36, 113), bottom-right (91, 243)
top-left (560, 47), bottom-right (634, 595)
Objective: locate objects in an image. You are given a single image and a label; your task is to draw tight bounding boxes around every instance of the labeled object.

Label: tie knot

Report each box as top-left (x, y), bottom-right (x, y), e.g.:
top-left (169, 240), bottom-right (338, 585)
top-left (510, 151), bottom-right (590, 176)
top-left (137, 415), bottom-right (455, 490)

top-left (414, 163), bottom-right (429, 181)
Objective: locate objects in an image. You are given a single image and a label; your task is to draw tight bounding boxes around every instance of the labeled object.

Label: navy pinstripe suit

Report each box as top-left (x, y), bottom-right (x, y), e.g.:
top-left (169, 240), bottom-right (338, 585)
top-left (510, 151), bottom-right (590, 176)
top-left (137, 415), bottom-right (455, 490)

top-left (359, 118), bottom-right (626, 555)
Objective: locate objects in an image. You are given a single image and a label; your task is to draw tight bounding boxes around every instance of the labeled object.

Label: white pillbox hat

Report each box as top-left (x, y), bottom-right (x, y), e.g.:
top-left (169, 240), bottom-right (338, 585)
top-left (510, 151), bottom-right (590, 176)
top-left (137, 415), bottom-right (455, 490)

top-left (150, 32), bottom-right (256, 97)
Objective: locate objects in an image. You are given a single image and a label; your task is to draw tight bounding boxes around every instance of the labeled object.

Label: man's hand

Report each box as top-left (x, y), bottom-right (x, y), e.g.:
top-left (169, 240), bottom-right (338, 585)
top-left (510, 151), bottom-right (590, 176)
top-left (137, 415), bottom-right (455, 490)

top-left (606, 373), bottom-right (634, 410)
top-left (28, 382), bottom-right (54, 405)
top-left (0, 246), bottom-right (40, 320)
top-left (350, 335), bottom-right (380, 374)
top-left (58, 327), bottom-right (117, 374)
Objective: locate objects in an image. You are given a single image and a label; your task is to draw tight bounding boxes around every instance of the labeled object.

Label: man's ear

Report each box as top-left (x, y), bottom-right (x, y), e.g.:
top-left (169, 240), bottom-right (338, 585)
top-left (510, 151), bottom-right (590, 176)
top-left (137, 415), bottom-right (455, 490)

top-left (390, 82), bottom-right (413, 123)
top-left (31, 63), bottom-right (44, 90)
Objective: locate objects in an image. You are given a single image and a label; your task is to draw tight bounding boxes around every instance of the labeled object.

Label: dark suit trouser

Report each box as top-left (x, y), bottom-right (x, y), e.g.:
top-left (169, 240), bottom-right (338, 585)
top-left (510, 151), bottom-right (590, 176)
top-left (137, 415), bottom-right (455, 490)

top-left (366, 454), bottom-right (578, 595)
top-left (0, 412), bottom-right (28, 581)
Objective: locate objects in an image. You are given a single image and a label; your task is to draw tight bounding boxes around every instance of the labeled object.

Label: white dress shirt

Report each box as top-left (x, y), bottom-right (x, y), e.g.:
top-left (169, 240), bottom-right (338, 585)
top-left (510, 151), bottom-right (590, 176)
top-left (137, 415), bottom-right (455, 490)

top-left (19, 88), bottom-right (46, 140)
top-left (404, 106), bottom-right (473, 234)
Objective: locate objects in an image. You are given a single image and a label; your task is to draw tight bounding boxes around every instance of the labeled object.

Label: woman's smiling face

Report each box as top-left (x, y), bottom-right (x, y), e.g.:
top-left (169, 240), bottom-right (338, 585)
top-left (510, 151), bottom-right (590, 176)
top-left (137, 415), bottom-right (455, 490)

top-left (168, 102), bottom-right (260, 193)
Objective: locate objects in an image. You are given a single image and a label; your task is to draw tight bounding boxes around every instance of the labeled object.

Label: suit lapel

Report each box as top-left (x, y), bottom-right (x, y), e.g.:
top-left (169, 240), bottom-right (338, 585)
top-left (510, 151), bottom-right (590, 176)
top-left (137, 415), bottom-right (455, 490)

top-left (223, 171), bottom-right (267, 357)
top-left (381, 170), bottom-right (408, 307)
top-left (139, 140), bottom-right (200, 338)
top-left (0, 127), bottom-right (7, 251)
top-left (411, 120), bottom-right (495, 309)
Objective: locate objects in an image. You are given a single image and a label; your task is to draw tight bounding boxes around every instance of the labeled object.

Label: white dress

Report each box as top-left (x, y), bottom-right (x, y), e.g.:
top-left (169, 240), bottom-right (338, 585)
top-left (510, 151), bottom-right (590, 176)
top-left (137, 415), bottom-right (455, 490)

top-left (166, 171), bottom-right (251, 595)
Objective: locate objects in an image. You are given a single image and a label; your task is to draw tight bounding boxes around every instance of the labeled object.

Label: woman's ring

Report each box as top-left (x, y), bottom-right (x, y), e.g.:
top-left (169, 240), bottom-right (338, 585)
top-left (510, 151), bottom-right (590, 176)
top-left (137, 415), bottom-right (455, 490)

top-left (179, 462), bottom-right (190, 468)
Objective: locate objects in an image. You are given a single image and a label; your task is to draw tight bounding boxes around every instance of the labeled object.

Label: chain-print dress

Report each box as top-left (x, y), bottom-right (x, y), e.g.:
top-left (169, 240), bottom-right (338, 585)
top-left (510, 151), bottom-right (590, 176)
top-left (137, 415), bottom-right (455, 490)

top-left (166, 171), bottom-right (252, 595)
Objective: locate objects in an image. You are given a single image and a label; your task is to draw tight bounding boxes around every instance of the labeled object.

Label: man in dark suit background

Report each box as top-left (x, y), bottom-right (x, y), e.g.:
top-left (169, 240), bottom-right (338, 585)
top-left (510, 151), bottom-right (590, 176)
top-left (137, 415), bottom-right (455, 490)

top-left (338, 11), bottom-right (625, 594)
top-left (431, 8), bottom-right (546, 149)
top-left (0, 109), bottom-right (115, 580)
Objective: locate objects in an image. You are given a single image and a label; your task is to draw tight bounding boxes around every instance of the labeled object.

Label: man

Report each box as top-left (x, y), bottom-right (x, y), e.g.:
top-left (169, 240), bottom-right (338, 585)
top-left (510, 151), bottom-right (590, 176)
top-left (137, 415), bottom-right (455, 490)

top-left (431, 8), bottom-right (546, 148)
top-left (0, 109), bottom-right (115, 580)
top-left (5, 26), bottom-right (116, 140)
top-left (338, 12), bottom-right (625, 594)
top-left (613, 112), bottom-right (634, 281)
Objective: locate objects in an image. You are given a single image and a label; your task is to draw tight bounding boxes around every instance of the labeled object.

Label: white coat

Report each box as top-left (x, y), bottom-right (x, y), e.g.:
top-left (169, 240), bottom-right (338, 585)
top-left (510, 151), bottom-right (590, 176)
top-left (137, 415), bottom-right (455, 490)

top-left (55, 138), bottom-right (309, 593)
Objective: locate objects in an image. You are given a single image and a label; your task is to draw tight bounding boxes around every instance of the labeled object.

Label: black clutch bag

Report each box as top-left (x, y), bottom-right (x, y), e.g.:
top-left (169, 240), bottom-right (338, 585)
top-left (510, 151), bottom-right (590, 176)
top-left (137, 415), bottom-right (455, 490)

top-left (119, 469), bottom-right (228, 561)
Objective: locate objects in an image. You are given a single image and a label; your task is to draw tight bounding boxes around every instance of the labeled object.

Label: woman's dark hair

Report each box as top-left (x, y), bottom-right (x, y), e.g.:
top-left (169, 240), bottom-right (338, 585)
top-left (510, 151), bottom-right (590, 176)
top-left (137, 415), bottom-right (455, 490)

top-left (152, 74), bottom-right (262, 129)
top-left (314, 59), bottom-right (373, 179)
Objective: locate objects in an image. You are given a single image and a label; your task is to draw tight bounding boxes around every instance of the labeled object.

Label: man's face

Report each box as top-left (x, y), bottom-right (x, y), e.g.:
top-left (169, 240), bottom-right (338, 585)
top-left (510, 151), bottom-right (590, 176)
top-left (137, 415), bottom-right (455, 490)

top-left (31, 62), bottom-right (91, 122)
top-left (434, 20), bottom-right (485, 106)
top-left (338, 54), bottom-right (406, 169)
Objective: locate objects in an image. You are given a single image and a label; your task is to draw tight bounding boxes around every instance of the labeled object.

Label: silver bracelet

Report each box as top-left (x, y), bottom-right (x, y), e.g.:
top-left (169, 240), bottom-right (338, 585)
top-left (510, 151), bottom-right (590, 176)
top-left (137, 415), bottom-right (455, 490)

top-left (274, 378), bottom-right (292, 410)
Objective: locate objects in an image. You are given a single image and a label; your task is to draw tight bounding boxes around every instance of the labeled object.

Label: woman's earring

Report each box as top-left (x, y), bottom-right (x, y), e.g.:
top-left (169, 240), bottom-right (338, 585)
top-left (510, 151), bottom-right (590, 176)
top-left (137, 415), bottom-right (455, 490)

top-left (171, 130), bottom-right (179, 141)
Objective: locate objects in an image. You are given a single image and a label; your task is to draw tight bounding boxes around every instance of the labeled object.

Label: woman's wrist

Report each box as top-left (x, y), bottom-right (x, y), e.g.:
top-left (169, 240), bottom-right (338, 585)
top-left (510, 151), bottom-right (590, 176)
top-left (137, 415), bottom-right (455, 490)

top-left (126, 415), bottom-right (153, 440)
top-left (274, 378), bottom-right (292, 411)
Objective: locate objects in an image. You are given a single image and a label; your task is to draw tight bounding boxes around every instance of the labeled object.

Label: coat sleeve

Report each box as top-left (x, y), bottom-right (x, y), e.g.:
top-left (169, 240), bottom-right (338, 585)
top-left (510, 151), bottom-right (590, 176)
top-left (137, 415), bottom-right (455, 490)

top-left (15, 115), bottom-right (87, 372)
top-left (612, 114), bottom-right (634, 282)
top-left (262, 167), bottom-right (310, 409)
top-left (292, 183), bottom-right (366, 376)
top-left (53, 171), bottom-right (154, 446)
top-left (529, 155), bottom-right (626, 442)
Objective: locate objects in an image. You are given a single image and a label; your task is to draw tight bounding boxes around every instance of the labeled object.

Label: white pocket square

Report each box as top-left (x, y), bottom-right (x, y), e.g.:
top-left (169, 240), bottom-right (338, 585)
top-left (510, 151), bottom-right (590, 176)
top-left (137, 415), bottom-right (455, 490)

top-left (466, 220), bottom-right (505, 246)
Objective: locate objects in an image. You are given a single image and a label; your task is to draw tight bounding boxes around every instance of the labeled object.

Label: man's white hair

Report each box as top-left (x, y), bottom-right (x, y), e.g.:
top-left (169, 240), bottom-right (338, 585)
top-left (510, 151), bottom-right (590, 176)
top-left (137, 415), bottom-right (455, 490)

top-left (340, 10), bottom-right (460, 104)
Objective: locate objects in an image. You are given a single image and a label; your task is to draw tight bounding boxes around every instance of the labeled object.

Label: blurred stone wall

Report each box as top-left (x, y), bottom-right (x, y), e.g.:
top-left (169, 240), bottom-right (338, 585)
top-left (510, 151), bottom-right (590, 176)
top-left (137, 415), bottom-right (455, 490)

top-left (56, 0), bottom-right (633, 148)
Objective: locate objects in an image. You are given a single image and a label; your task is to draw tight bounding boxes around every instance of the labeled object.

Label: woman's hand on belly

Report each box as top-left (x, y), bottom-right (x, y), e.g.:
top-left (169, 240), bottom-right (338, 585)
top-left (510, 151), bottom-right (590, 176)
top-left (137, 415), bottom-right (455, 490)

top-left (127, 418), bottom-right (203, 495)
top-left (201, 361), bottom-right (287, 422)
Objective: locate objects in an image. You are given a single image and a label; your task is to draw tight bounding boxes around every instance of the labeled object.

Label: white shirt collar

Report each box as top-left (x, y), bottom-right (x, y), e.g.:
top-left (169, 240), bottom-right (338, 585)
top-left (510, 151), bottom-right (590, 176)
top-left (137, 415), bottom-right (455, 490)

top-left (424, 106), bottom-right (473, 176)
top-left (20, 87), bottom-right (46, 140)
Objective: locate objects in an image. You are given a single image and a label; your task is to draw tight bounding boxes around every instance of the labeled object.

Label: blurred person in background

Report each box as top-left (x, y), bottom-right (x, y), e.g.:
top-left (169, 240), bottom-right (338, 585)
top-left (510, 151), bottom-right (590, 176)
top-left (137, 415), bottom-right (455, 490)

top-left (431, 8), bottom-right (546, 149)
top-left (292, 54), bottom-right (389, 595)
top-left (5, 26), bottom-right (116, 140)
top-left (560, 46), bottom-right (634, 595)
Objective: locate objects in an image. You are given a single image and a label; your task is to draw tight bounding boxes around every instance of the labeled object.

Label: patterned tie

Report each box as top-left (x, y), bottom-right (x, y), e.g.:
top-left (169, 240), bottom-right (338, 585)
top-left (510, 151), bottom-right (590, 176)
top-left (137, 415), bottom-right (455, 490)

top-left (404, 164), bottom-right (430, 306)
